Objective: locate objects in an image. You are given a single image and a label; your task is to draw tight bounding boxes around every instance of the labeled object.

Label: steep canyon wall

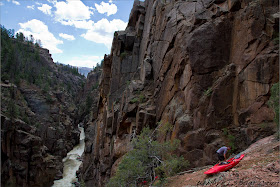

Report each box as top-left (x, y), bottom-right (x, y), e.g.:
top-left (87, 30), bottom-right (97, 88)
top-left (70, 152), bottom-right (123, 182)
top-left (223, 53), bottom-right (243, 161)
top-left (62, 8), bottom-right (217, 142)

top-left (80, 0), bottom-right (279, 186)
top-left (1, 42), bottom-right (85, 186)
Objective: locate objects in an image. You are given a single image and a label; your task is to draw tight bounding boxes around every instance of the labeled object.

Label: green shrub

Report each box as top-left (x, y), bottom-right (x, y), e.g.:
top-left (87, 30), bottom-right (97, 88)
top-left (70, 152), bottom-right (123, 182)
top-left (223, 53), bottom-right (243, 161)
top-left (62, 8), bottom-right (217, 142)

top-left (106, 127), bottom-right (189, 187)
top-left (108, 155), bottom-right (145, 186)
top-left (155, 155), bottom-right (189, 178)
top-left (22, 113), bottom-right (30, 124)
top-left (46, 94), bottom-right (54, 104)
top-left (120, 51), bottom-right (128, 61)
top-left (130, 97), bottom-right (138, 103)
top-left (158, 121), bottom-right (173, 137)
top-left (42, 84), bottom-right (50, 94)
top-left (139, 94), bottom-right (146, 103)
top-left (85, 95), bottom-right (93, 114)
top-left (268, 82), bottom-right (279, 125)
top-left (268, 82), bottom-right (279, 138)
top-left (1, 73), bottom-right (9, 82)
top-left (14, 74), bottom-right (20, 85)
top-left (228, 134), bottom-right (236, 151)
top-left (92, 83), bottom-right (99, 90)
top-left (204, 87), bottom-right (212, 96)
top-left (260, 123), bottom-right (269, 129)
top-left (222, 128), bottom-right (236, 152)
top-left (273, 32), bottom-right (279, 45)
top-left (130, 94), bottom-right (146, 104)
top-left (35, 49), bottom-right (40, 61)
top-left (80, 179), bottom-right (86, 187)
top-left (34, 122), bottom-right (40, 128)
top-left (222, 127), bottom-right (228, 136)
top-left (7, 99), bottom-right (19, 120)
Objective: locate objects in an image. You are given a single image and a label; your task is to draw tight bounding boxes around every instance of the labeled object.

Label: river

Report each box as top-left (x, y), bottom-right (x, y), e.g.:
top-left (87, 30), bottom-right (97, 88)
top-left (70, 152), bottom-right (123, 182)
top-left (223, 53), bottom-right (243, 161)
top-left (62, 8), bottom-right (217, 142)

top-left (52, 126), bottom-right (85, 187)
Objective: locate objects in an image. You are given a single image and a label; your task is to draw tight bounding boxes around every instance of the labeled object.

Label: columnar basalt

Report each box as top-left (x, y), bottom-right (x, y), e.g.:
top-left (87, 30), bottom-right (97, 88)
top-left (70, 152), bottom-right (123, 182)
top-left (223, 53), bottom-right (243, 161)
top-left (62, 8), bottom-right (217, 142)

top-left (80, 0), bottom-right (279, 186)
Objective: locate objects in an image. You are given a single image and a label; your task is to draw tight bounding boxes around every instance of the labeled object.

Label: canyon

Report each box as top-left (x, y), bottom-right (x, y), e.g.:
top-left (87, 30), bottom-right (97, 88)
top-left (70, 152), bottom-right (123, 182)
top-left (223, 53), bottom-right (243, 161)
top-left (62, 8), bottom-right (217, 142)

top-left (1, 35), bottom-right (86, 186)
top-left (1, 0), bottom-right (279, 186)
top-left (78, 0), bottom-right (279, 186)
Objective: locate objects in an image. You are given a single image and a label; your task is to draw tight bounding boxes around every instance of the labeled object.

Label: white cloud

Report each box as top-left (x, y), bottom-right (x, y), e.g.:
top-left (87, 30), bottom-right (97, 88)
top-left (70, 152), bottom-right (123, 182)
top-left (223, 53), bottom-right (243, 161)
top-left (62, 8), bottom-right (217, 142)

top-left (7, 0), bottom-right (20, 5)
top-left (12, 0), bottom-right (20, 5)
top-left (54, 0), bottom-right (93, 23)
top-left (52, 0), bottom-right (95, 30)
top-left (0, 2), bottom-right (4, 6)
top-left (94, 18), bottom-right (127, 33)
top-left (66, 55), bottom-right (104, 68)
top-left (38, 4), bottom-right (52, 15)
top-left (59, 20), bottom-right (94, 30)
top-left (47, 0), bottom-right (57, 4)
top-left (81, 18), bottom-right (127, 49)
top-left (82, 31), bottom-right (113, 49)
top-left (17, 19), bottom-right (63, 54)
top-left (95, 1), bottom-right (117, 16)
top-left (59, 33), bottom-right (75, 41)
top-left (27, 5), bottom-right (35, 9)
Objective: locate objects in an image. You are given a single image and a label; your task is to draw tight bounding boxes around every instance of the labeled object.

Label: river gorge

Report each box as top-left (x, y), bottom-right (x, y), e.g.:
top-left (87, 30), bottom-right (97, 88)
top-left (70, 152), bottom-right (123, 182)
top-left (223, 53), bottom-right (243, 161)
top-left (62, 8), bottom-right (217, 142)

top-left (53, 125), bottom-right (85, 187)
top-left (1, 0), bottom-right (278, 186)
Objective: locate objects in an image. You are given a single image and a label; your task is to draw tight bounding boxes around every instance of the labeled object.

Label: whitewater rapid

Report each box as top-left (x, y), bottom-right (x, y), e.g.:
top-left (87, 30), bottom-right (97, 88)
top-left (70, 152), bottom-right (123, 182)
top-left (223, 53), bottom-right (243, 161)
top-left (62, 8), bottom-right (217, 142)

top-left (52, 126), bottom-right (85, 187)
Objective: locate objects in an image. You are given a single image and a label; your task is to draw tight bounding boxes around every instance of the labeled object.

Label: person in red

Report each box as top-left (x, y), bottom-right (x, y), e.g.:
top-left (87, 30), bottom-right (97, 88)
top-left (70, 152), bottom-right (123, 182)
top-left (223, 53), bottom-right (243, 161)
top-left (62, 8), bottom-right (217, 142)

top-left (216, 146), bottom-right (231, 161)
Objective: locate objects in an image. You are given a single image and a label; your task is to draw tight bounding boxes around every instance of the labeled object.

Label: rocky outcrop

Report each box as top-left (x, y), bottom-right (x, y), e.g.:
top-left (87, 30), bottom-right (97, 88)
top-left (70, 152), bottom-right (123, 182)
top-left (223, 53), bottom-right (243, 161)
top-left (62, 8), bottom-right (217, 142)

top-left (78, 68), bottom-right (102, 122)
top-left (1, 115), bottom-right (64, 187)
top-left (80, 0), bottom-right (279, 186)
top-left (1, 43), bottom-right (85, 186)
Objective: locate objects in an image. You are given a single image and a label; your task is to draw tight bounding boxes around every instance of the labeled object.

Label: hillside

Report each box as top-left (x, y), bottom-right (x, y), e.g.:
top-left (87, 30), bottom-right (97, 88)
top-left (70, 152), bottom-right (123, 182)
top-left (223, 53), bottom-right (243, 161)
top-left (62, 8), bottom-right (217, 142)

top-left (165, 135), bottom-right (279, 187)
top-left (1, 26), bottom-right (87, 186)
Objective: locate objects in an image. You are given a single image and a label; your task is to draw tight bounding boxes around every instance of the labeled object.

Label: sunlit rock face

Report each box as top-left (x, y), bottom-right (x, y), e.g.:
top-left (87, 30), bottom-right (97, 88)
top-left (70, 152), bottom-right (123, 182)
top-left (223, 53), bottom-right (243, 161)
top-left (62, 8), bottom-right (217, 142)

top-left (80, 0), bottom-right (279, 186)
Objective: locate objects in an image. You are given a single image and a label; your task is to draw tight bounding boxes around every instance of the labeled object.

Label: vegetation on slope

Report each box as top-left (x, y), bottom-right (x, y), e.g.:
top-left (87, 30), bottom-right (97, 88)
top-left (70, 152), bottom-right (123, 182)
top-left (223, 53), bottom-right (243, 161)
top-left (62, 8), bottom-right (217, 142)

top-left (1, 24), bottom-right (88, 186)
top-left (107, 127), bottom-right (189, 187)
top-left (1, 25), bottom-right (83, 86)
top-left (268, 82), bottom-right (279, 138)
top-left (1, 24), bottom-right (85, 125)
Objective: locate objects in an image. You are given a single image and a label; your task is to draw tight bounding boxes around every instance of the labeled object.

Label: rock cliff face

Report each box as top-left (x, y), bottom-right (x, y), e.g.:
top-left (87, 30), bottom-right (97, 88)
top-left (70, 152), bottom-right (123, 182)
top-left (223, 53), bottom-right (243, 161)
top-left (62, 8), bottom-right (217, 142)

top-left (1, 41), bottom-right (85, 186)
top-left (80, 0), bottom-right (279, 186)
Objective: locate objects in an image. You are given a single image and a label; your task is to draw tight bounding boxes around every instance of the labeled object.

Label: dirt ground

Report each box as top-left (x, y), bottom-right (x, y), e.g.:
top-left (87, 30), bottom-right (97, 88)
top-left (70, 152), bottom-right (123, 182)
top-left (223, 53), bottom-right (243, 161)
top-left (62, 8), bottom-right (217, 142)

top-left (164, 135), bottom-right (280, 187)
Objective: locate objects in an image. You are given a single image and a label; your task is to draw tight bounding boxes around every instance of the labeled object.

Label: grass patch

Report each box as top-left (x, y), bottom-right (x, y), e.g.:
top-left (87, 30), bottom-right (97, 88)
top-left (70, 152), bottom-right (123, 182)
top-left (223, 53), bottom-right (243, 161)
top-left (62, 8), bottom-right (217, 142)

top-left (204, 87), bottom-right (213, 97)
top-left (130, 97), bottom-right (138, 103)
top-left (120, 51), bottom-right (128, 61)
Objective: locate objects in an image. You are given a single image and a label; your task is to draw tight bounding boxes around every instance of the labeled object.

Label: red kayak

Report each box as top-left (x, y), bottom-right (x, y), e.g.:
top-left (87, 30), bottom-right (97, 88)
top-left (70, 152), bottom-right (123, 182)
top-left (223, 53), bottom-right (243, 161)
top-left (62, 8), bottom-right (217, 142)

top-left (204, 154), bottom-right (245, 175)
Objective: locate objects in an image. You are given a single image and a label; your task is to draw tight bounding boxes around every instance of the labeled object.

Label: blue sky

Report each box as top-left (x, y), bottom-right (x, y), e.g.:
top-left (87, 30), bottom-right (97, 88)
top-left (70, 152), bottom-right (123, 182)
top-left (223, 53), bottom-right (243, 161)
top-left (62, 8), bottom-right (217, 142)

top-left (1, 0), bottom-right (134, 68)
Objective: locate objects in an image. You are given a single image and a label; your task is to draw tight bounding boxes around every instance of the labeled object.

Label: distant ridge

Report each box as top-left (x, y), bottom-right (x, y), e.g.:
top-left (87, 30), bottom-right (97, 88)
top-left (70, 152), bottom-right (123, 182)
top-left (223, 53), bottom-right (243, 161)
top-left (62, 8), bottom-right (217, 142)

top-left (78, 67), bottom-right (92, 77)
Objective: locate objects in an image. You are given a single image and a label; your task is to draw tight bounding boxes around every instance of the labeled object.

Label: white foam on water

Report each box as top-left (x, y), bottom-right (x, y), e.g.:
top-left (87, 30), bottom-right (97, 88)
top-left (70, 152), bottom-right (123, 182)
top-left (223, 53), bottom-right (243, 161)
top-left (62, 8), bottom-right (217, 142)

top-left (52, 126), bottom-right (85, 187)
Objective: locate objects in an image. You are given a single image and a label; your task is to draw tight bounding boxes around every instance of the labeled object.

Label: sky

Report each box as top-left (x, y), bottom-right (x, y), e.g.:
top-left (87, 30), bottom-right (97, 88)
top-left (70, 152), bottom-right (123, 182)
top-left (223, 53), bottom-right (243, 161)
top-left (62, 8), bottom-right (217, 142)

top-left (1, 0), bottom-right (135, 68)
